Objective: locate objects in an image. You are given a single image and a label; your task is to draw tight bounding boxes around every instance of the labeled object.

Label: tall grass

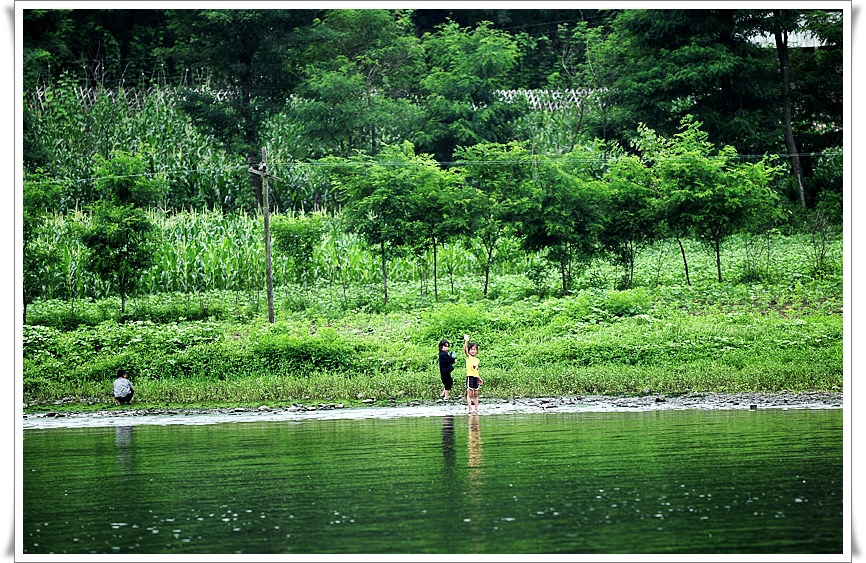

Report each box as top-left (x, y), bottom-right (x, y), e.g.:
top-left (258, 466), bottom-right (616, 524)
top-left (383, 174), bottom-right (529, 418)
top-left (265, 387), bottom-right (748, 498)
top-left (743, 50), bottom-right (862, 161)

top-left (26, 205), bottom-right (843, 314)
top-left (28, 208), bottom-right (496, 307)
top-left (24, 274), bottom-right (843, 407)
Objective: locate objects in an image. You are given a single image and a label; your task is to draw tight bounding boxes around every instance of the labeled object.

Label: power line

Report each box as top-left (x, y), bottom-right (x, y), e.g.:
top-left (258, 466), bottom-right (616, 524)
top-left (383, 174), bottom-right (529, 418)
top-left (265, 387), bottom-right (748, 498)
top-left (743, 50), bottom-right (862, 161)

top-left (27, 151), bottom-right (839, 187)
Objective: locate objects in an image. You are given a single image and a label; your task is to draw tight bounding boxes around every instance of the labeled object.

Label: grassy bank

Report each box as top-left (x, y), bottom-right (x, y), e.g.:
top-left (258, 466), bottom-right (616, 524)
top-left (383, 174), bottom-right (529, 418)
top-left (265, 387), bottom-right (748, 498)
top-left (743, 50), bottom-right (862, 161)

top-left (23, 273), bottom-right (842, 412)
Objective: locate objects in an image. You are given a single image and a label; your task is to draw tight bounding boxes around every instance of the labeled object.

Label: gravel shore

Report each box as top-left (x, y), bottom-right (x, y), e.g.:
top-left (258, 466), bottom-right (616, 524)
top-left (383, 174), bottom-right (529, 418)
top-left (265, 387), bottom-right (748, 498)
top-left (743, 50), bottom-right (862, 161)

top-left (22, 390), bottom-right (843, 429)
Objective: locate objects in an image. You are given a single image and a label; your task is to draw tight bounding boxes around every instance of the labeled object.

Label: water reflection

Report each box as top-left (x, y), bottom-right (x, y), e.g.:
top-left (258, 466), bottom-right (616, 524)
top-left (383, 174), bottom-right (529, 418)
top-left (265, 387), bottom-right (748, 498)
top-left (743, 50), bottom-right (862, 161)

top-left (23, 409), bottom-right (843, 554)
top-left (441, 415), bottom-right (455, 476)
top-left (115, 425), bottom-right (134, 471)
top-left (467, 413), bottom-right (482, 479)
top-left (466, 413), bottom-right (485, 549)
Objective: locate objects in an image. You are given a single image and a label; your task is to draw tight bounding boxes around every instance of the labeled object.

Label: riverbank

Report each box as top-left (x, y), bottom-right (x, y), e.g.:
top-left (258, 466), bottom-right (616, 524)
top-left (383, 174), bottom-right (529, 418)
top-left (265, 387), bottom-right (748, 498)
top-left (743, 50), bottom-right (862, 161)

top-left (22, 390), bottom-right (843, 429)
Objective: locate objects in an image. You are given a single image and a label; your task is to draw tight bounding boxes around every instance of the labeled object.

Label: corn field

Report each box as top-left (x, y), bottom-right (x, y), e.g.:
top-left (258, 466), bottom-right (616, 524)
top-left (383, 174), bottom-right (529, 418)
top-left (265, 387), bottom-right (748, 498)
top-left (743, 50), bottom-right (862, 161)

top-left (29, 208), bottom-right (502, 302)
top-left (27, 79), bottom-right (253, 212)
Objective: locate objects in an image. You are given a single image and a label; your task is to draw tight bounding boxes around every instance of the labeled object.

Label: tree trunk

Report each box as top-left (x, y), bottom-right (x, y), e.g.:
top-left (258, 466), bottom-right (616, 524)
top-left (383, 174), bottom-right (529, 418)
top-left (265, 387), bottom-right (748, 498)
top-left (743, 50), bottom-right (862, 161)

top-left (433, 238), bottom-right (439, 303)
top-left (483, 243), bottom-right (494, 298)
top-left (676, 237), bottom-right (691, 286)
top-left (483, 260), bottom-right (491, 298)
top-left (560, 260), bottom-right (568, 296)
top-left (714, 238), bottom-right (723, 283)
top-left (380, 240), bottom-right (388, 305)
top-left (774, 15), bottom-right (807, 208)
top-left (626, 241), bottom-right (636, 289)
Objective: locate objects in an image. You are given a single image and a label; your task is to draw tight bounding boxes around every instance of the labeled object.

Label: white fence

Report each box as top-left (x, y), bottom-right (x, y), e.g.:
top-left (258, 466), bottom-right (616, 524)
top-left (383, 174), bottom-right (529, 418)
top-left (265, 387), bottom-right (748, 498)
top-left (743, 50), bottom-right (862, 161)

top-left (29, 84), bottom-right (599, 113)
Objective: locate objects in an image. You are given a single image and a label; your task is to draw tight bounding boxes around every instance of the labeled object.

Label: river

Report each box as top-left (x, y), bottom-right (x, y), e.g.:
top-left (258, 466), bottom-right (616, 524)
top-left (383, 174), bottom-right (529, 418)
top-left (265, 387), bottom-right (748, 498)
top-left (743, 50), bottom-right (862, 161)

top-left (23, 405), bottom-right (842, 555)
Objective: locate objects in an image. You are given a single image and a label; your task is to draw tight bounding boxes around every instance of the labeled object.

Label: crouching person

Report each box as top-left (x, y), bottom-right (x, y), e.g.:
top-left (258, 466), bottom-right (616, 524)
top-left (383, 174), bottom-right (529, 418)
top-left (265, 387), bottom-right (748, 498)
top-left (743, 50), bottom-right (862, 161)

top-left (113, 368), bottom-right (134, 405)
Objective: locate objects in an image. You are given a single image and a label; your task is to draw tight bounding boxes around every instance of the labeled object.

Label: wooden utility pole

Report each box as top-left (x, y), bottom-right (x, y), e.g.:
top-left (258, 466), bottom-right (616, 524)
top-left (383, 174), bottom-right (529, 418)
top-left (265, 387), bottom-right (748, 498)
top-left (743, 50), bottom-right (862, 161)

top-left (247, 154), bottom-right (263, 210)
top-left (248, 147), bottom-right (282, 323)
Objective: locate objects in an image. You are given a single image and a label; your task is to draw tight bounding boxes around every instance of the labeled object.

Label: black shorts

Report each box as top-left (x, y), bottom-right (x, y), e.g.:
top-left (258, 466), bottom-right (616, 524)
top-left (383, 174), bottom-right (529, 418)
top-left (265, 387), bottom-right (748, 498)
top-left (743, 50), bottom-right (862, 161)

top-left (466, 376), bottom-right (480, 391)
top-left (440, 372), bottom-right (454, 390)
top-left (115, 391), bottom-right (133, 404)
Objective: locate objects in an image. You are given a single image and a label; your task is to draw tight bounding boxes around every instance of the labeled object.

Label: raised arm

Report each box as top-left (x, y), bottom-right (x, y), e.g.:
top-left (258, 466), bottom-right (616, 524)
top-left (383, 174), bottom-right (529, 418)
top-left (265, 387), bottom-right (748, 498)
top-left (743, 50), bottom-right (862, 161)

top-left (463, 334), bottom-right (469, 357)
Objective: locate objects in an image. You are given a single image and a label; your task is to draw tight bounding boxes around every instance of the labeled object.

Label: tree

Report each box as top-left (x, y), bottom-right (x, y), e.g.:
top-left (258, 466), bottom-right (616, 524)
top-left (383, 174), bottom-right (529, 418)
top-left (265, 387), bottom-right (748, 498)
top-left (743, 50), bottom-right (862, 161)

top-left (646, 116), bottom-right (783, 283)
top-left (92, 149), bottom-right (165, 208)
top-left (283, 10), bottom-right (426, 160)
top-left (740, 9), bottom-right (843, 208)
top-left (606, 9), bottom-right (781, 155)
top-left (165, 9), bottom-right (317, 157)
top-left (771, 10), bottom-right (807, 208)
top-left (324, 143), bottom-right (420, 305)
top-left (403, 153), bottom-right (467, 303)
top-left (519, 151), bottom-right (603, 295)
top-left (80, 202), bottom-right (156, 314)
top-left (420, 21), bottom-right (524, 163)
top-left (22, 9), bottom-right (173, 90)
top-left (270, 212), bottom-right (327, 304)
top-left (452, 141), bottom-right (536, 297)
top-left (598, 152), bottom-right (662, 288)
top-left (541, 19), bottom-right (621, 143)
top-left (79, 149), bottom-right (162, 314)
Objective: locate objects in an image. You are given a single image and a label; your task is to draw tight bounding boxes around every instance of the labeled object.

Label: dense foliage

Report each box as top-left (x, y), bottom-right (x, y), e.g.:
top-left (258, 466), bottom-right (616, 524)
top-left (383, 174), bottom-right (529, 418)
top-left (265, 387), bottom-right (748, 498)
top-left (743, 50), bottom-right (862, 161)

top-left (20, 8), bottom-right (844, 407)
top-left (23, 232), bottom-right (842, 406)
top-left (23, 8), bottom-right (843, 212)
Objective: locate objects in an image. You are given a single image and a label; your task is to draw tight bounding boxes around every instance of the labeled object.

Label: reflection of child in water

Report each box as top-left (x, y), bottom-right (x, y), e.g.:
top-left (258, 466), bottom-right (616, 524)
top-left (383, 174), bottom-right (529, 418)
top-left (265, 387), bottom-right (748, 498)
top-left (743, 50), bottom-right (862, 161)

top-left (467, 413), bottom-right (483, 489)
top-left (464, 334), bottom-right (483, 413)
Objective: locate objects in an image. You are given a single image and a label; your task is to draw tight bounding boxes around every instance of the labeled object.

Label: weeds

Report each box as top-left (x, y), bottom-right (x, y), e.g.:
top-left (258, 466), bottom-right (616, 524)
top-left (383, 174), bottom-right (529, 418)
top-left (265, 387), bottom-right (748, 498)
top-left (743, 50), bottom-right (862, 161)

top-left (22, 231), bottom-right (843, 408)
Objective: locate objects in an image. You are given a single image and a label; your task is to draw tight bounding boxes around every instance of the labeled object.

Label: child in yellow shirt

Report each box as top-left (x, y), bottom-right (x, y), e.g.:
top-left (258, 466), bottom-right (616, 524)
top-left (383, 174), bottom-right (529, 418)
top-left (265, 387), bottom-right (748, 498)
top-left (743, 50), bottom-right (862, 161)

top-left (463, 334), bottom-right (483, 413)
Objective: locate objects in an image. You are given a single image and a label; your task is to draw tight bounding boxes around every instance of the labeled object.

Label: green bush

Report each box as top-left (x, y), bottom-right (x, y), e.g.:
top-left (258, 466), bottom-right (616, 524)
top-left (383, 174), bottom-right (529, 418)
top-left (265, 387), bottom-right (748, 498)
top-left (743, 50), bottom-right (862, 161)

top-left (252, 329), bottom-right (358, 373)
top-left (415, 302), bottom-right (489, 343)
top-left (600, 288), bottom-right (651, 317)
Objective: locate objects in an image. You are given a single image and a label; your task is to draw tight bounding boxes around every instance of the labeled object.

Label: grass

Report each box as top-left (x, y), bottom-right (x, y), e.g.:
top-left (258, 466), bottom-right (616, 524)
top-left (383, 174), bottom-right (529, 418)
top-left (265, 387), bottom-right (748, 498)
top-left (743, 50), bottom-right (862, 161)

top-left (22, 233), bottom-right (844, 411)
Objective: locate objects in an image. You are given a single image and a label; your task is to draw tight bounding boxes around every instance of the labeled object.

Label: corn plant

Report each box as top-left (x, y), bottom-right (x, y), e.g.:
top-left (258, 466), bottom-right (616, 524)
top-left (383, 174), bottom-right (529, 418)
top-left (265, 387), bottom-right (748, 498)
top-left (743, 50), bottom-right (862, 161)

top-left (27, 80), bottom-right (251, 212)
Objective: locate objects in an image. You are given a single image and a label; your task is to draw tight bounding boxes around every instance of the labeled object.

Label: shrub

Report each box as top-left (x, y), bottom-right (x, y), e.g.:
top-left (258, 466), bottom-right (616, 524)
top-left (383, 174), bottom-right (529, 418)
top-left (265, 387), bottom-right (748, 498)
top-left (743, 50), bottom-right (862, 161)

top-left (415, 303), bottom-right (489, 343)
top-left (600, 288), bottom-right (650, 317)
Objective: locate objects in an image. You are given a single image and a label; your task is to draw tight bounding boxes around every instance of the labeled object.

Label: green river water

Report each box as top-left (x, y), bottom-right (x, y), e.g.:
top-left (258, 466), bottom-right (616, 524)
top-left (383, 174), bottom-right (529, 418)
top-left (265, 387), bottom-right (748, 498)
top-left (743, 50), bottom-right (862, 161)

top-left (23, 408), bottom-right (842, 555)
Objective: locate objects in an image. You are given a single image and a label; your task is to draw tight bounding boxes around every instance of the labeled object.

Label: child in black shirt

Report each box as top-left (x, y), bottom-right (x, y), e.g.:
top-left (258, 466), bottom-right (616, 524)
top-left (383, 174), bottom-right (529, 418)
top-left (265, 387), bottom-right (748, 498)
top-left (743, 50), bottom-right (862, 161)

top-left (438, 340), bottom-right (456, 400)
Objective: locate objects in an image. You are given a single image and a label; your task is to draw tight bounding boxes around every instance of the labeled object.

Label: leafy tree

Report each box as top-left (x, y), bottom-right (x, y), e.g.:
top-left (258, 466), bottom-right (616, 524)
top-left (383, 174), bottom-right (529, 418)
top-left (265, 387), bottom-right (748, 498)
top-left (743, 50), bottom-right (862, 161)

top-left (323, 143), bottom-right (420, 305)
top-left (739, 9), bottom-right (843, 208)
top-left (452, 141), bottom-right (536, 297)
top-left (542, 19), bottom-right (621, 143)
top-left (644, 116), bottom-right (783, 283)
top-left (420, 21), bottom-right (524, 163)
top-left (270, 212), bottom-right (327, 303)
top-left (411, 8), bottom-right (596, 88)
top-left (791, 12), bottom-right (843, 207)
top-left (22, 9), bottom-right (173, 90)
top-left (79, 149), bottom-right (162, 313)
top-left (283, 10), bottom-right (426, 160)
top-left (765, 10), bottom-right (807, 208)
top-left (598, 153), bottom-right (662, 288)
top-left (520, 151), bottom-right (604, 295)
top-left (80, 202), bottom-right (156, 314)
top-left (22, 9), bottom-right (74, 90)
top-left (92, 149), bottom-right (166, 208)
top-left (402, 151), bottom-right (468, 302)
top-left (165, 9), bottom-right (317, 157)
top-left (607, 9), bottom-right (781, 155)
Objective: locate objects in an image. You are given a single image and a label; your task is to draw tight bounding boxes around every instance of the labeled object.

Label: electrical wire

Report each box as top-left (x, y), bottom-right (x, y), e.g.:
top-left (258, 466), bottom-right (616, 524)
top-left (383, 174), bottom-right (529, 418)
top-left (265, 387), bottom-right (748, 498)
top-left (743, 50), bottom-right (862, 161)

top-left (26, 151), bottom-right (840, 186)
